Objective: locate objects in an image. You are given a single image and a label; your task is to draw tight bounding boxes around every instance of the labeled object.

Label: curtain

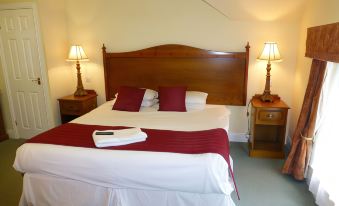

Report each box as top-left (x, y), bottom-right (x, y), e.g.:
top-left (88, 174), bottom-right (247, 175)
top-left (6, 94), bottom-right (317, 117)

top-left (308, 62), bottom-right (338, 206)
top-left (305, 22), bottom-right (339, 62)
top-left (282, 59), bottom-right (327, 180)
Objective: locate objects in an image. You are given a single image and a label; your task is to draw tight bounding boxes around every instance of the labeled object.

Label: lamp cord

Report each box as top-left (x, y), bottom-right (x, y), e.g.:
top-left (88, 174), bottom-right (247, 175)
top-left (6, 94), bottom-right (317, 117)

top-left (246, 100), bottom-right (251, 138)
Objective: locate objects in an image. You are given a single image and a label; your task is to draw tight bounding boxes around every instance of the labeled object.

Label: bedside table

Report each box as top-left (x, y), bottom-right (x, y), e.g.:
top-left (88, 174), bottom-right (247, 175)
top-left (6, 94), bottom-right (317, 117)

top-left (248, 95), bottom-right (289, 158)
top-left (58, 90), bottom-right (97, 123)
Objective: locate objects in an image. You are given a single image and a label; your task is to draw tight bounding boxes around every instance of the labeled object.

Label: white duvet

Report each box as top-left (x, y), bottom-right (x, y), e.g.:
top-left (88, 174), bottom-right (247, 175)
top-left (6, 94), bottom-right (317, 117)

top-left (13, 101), bottom-right (234, 195)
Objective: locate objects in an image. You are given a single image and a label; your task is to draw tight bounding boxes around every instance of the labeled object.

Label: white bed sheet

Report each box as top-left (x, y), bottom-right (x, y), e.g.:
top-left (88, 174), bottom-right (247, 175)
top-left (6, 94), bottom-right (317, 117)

top-left (72, 101), bottom-right (231, 131)
top-left (15, 143), bottom-right (233, 194)
top-left (21, 173), bottom-right (235, 206)
top-left (14, 102), bottom-right (235, 206)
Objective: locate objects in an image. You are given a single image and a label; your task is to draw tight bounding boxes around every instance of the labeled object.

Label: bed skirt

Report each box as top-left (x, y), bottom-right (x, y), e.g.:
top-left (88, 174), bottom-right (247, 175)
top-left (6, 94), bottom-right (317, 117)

top-left (20, 173), bottom-right (235, 206)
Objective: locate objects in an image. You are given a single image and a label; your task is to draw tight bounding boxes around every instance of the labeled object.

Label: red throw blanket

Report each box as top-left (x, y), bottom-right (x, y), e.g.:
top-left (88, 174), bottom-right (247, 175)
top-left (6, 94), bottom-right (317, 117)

top-left (27, 123), bottom-right (239, 199)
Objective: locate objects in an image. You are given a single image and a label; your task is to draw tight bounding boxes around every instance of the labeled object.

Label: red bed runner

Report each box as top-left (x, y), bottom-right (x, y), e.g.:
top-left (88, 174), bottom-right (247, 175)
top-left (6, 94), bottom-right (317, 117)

top-left (27, 123), bottom-right (239, 199)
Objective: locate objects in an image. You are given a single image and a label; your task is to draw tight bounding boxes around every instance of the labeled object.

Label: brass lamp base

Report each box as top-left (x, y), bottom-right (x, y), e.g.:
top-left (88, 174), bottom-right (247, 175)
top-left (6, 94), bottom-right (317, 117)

top-left (259, 62), bottom-right (280, 103)
top-left (73, 61), bottom-right (87, 96)
top-left (74, 88), bottom-right (87, 96)
top-left (255, 94), bottom-right (280, 103)
top-left (260, 92), bottom-right (274, 102)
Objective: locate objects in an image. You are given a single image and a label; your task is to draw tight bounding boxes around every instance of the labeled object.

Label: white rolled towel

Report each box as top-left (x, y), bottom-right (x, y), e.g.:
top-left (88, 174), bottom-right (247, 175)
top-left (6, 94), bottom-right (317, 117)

top-left (92, 128), bottom-right (147, 148)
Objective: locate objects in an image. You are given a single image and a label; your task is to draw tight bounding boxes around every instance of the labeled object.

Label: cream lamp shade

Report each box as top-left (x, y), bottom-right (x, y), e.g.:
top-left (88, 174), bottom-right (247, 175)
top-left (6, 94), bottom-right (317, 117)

top-left (67, 45), bottom-right (89, 61)
top-left (257, 42), bottom-right (282, 62)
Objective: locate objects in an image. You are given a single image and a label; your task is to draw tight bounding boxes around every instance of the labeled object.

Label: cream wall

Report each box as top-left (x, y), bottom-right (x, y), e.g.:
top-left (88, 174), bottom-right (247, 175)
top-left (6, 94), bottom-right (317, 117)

top-left (0, 0), bottom-right (302, 139)
top-left (0, 0), bottom-right (336, 140)
top-left (36, 0), bottom-right (74, 126)
top-left (65, 0), bottom-right (300, 137)
top-left (290, 0), bottom-right (339, 135)
top-left (0, 0), bottom-right (305, 139)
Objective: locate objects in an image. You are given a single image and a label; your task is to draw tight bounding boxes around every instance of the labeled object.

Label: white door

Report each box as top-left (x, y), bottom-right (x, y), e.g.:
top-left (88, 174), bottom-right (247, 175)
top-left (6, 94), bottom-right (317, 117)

top-left (0, 8), bottom-right (50, 139)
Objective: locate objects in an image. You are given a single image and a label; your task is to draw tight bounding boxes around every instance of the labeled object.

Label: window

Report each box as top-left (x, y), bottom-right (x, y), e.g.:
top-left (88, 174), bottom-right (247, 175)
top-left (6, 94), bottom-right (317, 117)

top-left (309, 62), bottom-right (339, 206)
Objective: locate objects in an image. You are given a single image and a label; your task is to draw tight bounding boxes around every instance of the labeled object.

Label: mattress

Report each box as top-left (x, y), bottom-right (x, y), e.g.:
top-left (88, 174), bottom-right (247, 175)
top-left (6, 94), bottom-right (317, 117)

top-left (14, 102), bottom-right (235, 206)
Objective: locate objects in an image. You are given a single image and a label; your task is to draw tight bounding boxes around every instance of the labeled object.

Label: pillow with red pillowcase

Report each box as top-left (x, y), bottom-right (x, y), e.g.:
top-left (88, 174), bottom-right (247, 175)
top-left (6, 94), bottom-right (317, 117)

top-left (113, 86), bottom-right (146, 112)
top-left (158, 86), bottom-right (187, 112)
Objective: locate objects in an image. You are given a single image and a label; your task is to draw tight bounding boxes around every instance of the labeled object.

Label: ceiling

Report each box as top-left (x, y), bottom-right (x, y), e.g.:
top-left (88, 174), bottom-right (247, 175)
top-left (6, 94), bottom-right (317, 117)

top-left (202, 0), bottom-right (308, 21)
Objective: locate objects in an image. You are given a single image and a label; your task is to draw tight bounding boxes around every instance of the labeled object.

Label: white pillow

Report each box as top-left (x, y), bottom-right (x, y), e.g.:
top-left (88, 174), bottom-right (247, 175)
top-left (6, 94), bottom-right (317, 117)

top-left (143, 89), bottom-right (158, 100)
top-left (141, 99), bottom-right (158, 107)
top-left (115, 88), bottom-right (158, 101)
top-left (185, 91), bottom-right (208, 104)
top-left (186, 103), bottom-right (206, 111)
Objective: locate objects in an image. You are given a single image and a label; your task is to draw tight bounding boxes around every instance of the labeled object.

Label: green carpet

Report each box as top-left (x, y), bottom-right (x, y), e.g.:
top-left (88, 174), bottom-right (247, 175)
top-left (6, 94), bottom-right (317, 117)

top-left (230, 143), bottom-right (316, 206)
top-left (0, 140), bottom-right (315, 206)
top-left (0, 139), bottom-right (25, 206)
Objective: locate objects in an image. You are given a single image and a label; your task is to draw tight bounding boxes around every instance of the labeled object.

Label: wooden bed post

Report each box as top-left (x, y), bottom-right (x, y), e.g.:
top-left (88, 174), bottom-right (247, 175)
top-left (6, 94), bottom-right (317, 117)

top-left (244, 42), bottom-right (250, 104)
top-left (102, 44), bottom-right (110, 101)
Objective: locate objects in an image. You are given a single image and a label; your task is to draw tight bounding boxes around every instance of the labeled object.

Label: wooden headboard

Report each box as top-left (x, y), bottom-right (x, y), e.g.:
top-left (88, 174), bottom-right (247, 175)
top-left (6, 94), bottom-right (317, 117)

top-left (102, 43), bottom-right (250, 105)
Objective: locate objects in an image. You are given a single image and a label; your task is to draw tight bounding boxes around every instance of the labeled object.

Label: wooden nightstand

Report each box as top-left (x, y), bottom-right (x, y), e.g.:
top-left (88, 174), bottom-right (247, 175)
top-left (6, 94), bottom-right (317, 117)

top-left (248, 95), bottom-right (289, 158)
top-left (58, 90), bottom-right (97, 123)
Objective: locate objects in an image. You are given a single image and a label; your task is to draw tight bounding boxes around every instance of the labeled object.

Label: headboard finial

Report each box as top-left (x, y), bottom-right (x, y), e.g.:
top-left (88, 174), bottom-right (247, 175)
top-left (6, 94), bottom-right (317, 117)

top-left (102, 44), bottom-right (106, 53)
top-left (245, 42), bottom-right (250, 50)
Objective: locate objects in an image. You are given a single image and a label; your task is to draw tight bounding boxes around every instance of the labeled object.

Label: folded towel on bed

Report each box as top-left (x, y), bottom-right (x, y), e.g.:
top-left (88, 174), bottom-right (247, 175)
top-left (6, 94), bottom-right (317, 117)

top-left (92, 128), bottom-right (147, 147)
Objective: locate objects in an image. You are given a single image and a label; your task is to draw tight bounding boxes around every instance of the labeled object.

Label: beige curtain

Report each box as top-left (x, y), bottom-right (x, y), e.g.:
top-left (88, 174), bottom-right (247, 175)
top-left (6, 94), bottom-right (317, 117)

top-left (282, 59), bottom-right (326, 180)
top-left (283, 22), bottom-right (339, 180)
top-left (305, 22), bottom-right (339, 62)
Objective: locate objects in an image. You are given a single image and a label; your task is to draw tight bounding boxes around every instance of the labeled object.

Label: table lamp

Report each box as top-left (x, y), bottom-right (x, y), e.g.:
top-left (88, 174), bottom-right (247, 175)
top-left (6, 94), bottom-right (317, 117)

top-left (257, 42), bottom-right (282, 102)
top-left (67, 45), bottom-right (89, 96)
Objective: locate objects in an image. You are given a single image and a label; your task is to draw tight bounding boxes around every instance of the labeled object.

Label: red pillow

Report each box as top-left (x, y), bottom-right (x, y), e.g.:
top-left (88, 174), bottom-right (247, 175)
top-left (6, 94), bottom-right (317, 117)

top-left (113, 86), bottom-right (146, 112)
top-left (158, 86), bottom-right (187, 112)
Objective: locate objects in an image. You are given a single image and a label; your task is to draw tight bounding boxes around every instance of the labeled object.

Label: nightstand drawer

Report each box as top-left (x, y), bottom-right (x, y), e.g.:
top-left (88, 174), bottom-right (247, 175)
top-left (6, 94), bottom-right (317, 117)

top-left (58, 90), bottom-right (98, 123)
top-left (83, 98), bottom-right (97, 113)
top-left (256, 109), bottom-right (286, 125)
top-left (60, 101), bottom-right (82, 115)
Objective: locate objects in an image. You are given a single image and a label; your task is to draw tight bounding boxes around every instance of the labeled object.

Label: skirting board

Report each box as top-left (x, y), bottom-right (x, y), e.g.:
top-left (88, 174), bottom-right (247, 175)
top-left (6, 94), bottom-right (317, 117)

top-left (228, 133), bottom-right (248, 142)
top-left (228, 134), bottom-right (293, 144)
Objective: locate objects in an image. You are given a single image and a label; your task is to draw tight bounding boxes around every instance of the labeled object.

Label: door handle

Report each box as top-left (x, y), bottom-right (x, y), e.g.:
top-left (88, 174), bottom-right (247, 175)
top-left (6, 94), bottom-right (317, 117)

top-left (32, 77), bottom-right (41, 85)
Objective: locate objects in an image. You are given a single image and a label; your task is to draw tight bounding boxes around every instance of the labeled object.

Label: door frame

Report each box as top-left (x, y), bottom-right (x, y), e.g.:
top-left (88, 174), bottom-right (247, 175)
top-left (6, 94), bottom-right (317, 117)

top-left (0, 2), bottom-right (54, 139)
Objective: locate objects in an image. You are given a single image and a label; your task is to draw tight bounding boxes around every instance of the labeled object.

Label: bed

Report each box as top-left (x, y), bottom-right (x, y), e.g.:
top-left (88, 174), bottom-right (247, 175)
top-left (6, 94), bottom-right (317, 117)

top-left (14, 43), bottom-right (250, 206)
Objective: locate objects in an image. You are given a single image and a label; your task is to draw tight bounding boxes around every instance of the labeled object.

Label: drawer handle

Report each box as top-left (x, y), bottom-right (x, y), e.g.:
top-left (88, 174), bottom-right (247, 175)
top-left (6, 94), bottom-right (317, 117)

top-left (266, 114), bottom-right (273, 118)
